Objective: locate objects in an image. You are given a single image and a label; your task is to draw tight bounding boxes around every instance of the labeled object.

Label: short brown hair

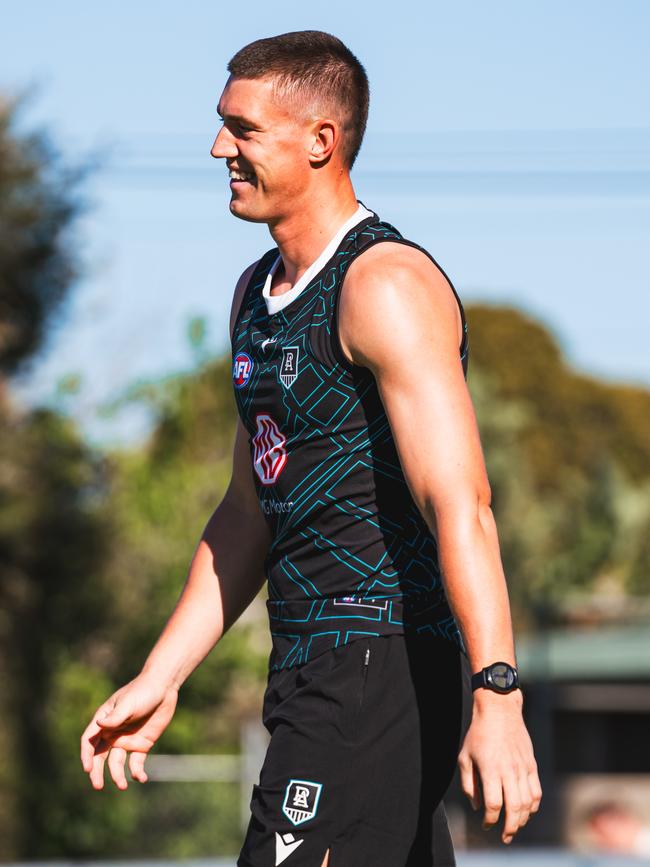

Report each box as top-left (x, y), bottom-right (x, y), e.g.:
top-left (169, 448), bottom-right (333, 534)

top-left (227, 31), bottom-right (369, 169)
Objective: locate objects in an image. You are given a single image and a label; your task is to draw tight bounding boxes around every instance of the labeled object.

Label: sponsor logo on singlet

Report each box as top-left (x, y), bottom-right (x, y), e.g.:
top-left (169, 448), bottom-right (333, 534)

top-left (260, 498), bottom-right (294, 515)
top-left (252, 413), bottom-right (287, 485)
top-left (280, 346), bottom-right (300, 388)
top-left (232, 352), bottom-right (253, 388)
top-left (282, 779), bottom-right (323, 826)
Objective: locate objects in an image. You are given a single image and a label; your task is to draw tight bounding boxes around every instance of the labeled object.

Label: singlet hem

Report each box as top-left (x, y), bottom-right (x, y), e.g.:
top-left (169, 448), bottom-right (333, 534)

top-left (265, 589), bottom-right (466, 670)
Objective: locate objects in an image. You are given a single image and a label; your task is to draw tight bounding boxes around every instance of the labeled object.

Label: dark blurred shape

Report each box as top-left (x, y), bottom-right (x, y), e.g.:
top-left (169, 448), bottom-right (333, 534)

top-left (0, 407), bottom-right (114, 856)
top-left (0, 93), bottom-right (116, 858)
top-left (0, 92), bottom-right (87, 380)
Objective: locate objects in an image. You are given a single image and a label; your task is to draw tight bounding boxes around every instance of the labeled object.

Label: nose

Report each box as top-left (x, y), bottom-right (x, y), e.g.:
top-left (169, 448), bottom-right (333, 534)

top-left (211, 124), bottom-right (238, 160)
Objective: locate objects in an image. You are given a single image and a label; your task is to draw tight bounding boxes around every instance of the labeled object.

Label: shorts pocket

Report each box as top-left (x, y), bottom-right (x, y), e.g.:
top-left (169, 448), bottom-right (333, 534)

top-left (358, 638), bottom-right (371, 710)
top-left (323, 638), bottom-right (372, 741)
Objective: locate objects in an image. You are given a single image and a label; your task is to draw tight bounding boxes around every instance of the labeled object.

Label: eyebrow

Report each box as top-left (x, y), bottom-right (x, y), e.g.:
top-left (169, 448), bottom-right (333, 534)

top-left (217, 108), bottom-right (260, 128)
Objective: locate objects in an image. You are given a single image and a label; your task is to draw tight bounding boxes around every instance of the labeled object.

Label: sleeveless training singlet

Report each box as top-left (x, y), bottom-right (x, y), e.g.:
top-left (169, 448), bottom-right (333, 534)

top-left (231, 206), bottom-right (469, 671)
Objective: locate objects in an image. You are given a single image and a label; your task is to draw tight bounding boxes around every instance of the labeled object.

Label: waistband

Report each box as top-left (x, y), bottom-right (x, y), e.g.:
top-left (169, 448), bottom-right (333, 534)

top-left (266, 589), bottom-right (465, 669)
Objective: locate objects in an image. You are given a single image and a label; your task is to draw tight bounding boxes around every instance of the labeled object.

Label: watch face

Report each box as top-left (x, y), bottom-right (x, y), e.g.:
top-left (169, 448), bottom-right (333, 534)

top-left (488, 663), bottom-right (515, 692)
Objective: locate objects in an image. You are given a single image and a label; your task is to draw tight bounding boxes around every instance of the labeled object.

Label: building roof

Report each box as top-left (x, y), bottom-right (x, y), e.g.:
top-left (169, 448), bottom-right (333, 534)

top-left (516, 625), bottom-right (650, 680)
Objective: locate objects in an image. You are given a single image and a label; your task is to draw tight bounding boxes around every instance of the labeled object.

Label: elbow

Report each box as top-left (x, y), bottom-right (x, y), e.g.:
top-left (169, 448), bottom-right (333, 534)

top-left (477, 477), bottom-right (492, 512)
top-left (427, 479), bottom-right (493, 538)
top-left (476, 482), bottom-right (494, 533)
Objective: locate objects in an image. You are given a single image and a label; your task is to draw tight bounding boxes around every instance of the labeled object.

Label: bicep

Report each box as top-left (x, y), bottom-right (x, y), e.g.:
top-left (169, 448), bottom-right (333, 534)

top-left (376, 343), bottom-right (490, 521)
top-left (343, 255), bottom-right (490, 522)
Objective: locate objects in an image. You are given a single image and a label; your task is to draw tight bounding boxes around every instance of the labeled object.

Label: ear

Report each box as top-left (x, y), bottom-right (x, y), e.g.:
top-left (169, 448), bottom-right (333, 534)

top-left (308, 119), bottom-right (337, 166)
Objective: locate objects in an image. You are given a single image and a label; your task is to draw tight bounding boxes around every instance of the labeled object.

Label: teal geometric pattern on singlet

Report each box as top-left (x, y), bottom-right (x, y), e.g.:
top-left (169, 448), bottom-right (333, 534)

top-left (231, 210), bottom-right (469, 670)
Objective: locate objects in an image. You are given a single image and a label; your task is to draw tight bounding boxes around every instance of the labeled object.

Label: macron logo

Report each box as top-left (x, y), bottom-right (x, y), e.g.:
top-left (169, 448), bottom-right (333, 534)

top-left (275, 831), bottom-right (303, 864)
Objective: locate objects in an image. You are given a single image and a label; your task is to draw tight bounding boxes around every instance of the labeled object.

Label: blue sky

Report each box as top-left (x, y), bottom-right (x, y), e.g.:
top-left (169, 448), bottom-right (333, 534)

top-left (2, 0), bottom-right (649, 444)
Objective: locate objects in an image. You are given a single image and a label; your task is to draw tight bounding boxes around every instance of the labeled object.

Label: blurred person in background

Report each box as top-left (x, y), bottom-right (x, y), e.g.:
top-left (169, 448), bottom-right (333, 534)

top-left (81, 30), bottom-right (541, 866)
top-left (584, 801), bottom-right (650, 859)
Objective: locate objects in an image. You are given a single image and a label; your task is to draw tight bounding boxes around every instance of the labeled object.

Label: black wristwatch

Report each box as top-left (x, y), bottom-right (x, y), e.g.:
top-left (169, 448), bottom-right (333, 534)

top-left (471, 661), bottom-right (519, 694)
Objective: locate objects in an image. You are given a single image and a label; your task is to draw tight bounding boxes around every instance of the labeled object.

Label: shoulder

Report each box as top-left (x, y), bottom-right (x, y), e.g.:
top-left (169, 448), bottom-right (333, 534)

top-left (229, 259), bottom-right (261, 339)
top-left (339, 241), bottom-right (463, 370)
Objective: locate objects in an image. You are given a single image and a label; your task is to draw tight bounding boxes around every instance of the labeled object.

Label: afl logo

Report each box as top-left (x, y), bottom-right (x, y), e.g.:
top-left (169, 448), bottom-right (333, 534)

top-left (232, 352), bottom-right (253, 389)
top-left (252, 414), bottom-right (287, 485)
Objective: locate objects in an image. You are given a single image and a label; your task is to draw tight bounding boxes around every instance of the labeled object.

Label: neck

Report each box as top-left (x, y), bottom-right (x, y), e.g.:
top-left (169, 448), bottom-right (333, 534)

top-left (267, 174), bottom-right (359, 286)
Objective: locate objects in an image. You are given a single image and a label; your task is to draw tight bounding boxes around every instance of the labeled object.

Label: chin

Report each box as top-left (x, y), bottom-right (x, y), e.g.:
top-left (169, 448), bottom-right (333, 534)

top-left (229, 197), bottom-right (273, 225)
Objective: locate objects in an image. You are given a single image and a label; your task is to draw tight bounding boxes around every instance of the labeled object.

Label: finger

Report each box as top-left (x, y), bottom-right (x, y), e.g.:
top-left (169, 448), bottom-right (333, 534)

top-left (107, 746), bottom-right (129, 790)
top-left (528, 766), bottom-right (543, 814)
top-left (81, 721), bottom-right (102, 773)
top-left (458, 756), bottom-right (480, 811)
top-left (80, 702), bottom-right (115, 772)
top-left (89, 734), bottom-right (110, 790)
top-left (481, 775), bottom-right (504, 830)
top-left (110, 731), bottom-right (154, 753)
top-left (516, 772), bottom-right (534, 831)
top-left (501, 774), bottom-right (522, 844)
top-left (129, 751), bottom-right (149, 783)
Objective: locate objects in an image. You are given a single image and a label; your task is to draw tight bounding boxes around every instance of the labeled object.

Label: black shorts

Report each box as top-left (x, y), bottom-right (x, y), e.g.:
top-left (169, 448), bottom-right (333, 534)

top-left (238, 630), bottom-right (472, 867)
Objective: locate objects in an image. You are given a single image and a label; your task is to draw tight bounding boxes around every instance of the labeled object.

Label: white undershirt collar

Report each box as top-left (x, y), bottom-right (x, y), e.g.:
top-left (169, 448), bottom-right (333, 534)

top-left (262, 202), bottom-right (374, 315)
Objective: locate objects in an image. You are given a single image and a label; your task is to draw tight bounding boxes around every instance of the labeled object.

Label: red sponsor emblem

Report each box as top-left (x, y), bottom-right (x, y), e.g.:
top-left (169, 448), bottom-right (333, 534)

top-left (252, 413), bottom-right (287, 485)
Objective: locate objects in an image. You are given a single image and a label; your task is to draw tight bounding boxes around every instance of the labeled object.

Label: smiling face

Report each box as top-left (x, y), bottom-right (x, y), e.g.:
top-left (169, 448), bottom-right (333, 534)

top-left (211, 76), bottom-right (319, 224)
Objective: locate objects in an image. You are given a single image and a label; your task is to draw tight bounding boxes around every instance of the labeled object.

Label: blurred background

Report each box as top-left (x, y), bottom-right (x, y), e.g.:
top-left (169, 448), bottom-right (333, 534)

top-left (1, 0), bottom-right (649, 863)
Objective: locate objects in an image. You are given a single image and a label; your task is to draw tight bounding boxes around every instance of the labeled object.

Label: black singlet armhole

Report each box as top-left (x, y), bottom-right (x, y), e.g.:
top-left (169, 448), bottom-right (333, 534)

top-left (230, 248), bottom-right (278, 347)
top-left (330, 236), bottom-right (469, 372)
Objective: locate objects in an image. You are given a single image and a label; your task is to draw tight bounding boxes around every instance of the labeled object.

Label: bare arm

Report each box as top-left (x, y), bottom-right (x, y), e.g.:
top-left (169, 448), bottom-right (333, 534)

top-left (132, 257), bottom-right (267, 690)
top-left (339, 242), bottom-right (542, 843)
top-left (141, 417), bottom-right (270, 690)
top-left (80, 260), bottom-right (268, 789)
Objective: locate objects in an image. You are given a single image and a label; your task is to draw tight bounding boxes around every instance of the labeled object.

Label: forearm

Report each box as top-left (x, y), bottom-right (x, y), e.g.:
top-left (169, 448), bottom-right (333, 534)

top-left (141, 494), bottom-right (269, 691)
top-left (430, 497), bottom-right (517, 676)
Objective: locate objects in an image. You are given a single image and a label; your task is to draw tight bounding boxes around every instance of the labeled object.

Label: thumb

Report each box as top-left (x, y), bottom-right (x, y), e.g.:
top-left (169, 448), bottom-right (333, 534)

top-left (97, 700), bottom-right (132, 729)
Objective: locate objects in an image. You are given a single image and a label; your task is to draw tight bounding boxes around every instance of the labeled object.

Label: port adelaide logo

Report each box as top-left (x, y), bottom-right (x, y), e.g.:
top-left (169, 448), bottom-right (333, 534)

top-left (279, 346), bottom-right (300, 388)
top-left (232, 352), bottom-right (253, 389)
top-left (282, 779), bottom-right (323, 826)
top-left (252, 414), bottom-right (287, 485)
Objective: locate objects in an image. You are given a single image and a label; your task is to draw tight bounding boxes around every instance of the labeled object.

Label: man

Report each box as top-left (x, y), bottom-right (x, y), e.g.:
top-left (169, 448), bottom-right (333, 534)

top-left (81, 30), bottom-right (541, 866)
top-left (583, 801), bottom-right (650, 857)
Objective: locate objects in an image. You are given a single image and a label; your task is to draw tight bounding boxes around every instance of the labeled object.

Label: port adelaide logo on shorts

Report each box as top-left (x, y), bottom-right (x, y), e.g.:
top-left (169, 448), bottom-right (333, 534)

top-left (232, 352), bottom-right (253, 389)
top-left (279, 346), bottom-right (300, 388)
top-left (282, 779), bottom-right (323, 826)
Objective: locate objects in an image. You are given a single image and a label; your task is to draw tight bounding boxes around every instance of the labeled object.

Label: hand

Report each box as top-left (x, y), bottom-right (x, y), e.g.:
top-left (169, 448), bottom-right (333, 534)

top-left (457, 690), bottom-right (542, 844)
top-left (80, 673), bottom-right (179, 790)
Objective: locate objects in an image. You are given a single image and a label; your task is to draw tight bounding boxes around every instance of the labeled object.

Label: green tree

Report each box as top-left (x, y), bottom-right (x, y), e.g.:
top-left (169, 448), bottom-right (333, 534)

top-left (466, 304), bottom-right (650, 626)
top-left (0, 95), bottom-right (115, 857)
top-left (0, 95), bottom-right (86, 378)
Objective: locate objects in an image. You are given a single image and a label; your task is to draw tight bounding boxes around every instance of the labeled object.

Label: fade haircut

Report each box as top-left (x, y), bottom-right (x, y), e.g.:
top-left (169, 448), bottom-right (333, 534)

top-left (227, 31), bottom-right (370, 169)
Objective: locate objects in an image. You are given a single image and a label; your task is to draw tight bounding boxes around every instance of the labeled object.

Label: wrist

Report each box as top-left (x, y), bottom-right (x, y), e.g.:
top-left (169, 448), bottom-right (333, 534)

top-left (473, 686), bottom-right (523, 713)
top-left (139, 663), bottom-right (183, 694)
